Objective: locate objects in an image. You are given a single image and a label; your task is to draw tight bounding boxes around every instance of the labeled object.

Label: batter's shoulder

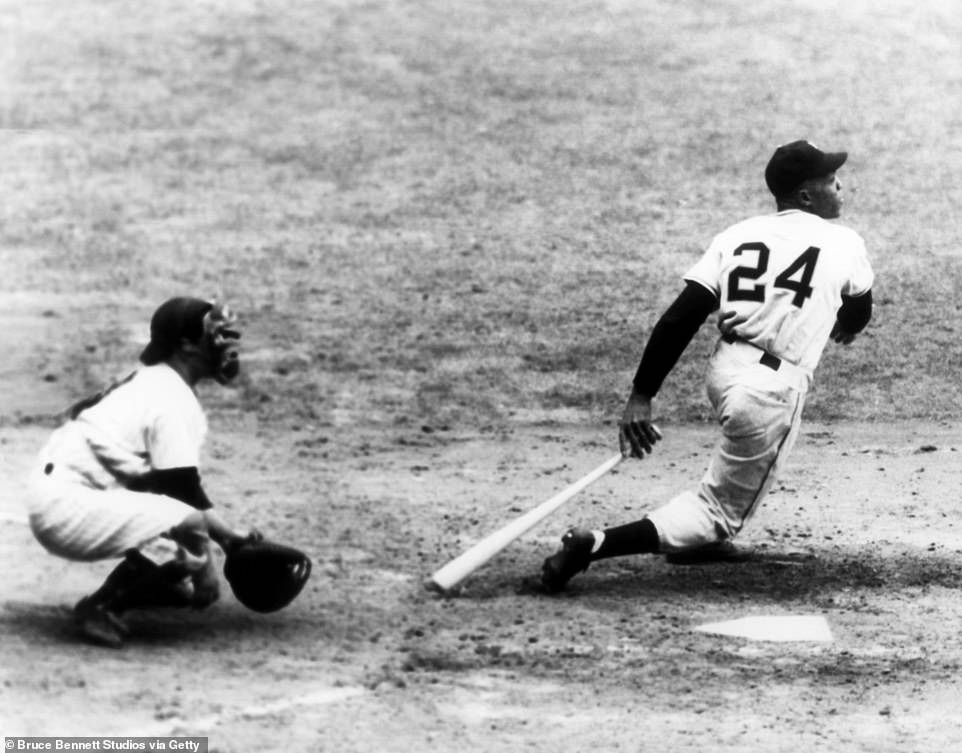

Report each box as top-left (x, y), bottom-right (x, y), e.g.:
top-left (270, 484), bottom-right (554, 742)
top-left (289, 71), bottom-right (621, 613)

top-left (709, 214), bottom-right (767, 244)
top-left (723, 214), bottom-right (768, 232)
top-left (826, 220), bottom-right (867, 248)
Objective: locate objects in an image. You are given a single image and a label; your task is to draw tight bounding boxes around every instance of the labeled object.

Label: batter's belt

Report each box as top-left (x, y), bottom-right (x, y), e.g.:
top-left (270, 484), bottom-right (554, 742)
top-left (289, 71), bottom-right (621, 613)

top-left (719, 333), bottom-right (811, 393)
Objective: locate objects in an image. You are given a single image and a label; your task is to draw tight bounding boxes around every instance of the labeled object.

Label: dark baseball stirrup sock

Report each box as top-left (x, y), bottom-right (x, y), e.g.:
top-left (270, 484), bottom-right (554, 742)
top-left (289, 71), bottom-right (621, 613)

top-left (590, 518), bottom-right (660, 561)
top-left (104, 562), bottom-right (196, 613)
top-left (87, 552), bottom-right (155, 606)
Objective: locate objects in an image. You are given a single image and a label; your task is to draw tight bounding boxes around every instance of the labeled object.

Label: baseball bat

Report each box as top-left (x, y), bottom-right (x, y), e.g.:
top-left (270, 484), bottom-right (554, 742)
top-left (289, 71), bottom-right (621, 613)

top-left (428, 452), bottom-right (625, 592)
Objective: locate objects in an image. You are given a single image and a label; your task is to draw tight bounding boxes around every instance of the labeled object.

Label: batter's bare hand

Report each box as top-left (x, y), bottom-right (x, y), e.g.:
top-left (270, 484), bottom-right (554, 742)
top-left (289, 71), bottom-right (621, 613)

top-left (717, 310), bottom-right (748, 338)
top-left (619, 391), bottom-right (663, 459)
top-left (830, 321), bottom-right (856, 345)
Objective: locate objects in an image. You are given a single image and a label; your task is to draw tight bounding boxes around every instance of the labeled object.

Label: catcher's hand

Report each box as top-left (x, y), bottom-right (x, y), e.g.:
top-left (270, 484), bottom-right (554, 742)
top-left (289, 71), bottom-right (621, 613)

top-left (191, 560), bottom-right (221, 608)
top-left (223, 538), bottom-right (311, 613)
top-left (227, 527), bottom-right (264, 553)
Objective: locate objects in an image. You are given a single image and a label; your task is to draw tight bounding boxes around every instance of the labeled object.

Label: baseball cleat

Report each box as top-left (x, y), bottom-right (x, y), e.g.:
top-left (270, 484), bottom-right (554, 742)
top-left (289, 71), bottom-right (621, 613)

top-left (541, 528), bottom-right (595, 592)
top-left (73, 597), bottom-right (127, 648)
top-left (665, 540), bottom-right (754, 565)
top-left (103, 607), bottom-right (131, 637)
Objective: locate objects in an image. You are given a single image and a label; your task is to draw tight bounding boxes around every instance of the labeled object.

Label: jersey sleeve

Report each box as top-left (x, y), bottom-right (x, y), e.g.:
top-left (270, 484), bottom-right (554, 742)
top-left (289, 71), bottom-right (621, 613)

top-left (632, 282), bottom-right (717, 397)
top-left (144, 378), bottom-right (206, 470)
top-left (682, 237), bottom-right (724, 296)
top-left (841, 232), bottom-right (874, 297)
top-left (147, 411), bottom-right (204, 469)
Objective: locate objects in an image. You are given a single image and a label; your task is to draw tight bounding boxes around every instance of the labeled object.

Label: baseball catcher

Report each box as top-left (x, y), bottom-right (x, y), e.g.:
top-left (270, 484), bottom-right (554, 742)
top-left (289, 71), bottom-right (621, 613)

top-left (26, 296), bottom-right (310, 647)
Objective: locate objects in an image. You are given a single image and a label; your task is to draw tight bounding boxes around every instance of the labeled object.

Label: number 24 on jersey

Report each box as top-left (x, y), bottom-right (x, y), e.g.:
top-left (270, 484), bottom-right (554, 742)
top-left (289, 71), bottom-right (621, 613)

top-left (726, 243), bottom-right (820, 308)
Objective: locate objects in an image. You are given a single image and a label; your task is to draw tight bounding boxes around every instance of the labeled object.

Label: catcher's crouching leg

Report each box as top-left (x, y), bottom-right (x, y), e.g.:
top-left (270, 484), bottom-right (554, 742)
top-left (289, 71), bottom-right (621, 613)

top-left (103, 549), bottom-right (216, 613)
top-left (74, 549), bottom-right (201, 648)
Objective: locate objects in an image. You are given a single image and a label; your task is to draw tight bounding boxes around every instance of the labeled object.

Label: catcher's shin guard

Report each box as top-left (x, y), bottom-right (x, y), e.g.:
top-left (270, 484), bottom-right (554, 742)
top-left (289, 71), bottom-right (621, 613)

top-left (99, 551), bottom-right (197, 612)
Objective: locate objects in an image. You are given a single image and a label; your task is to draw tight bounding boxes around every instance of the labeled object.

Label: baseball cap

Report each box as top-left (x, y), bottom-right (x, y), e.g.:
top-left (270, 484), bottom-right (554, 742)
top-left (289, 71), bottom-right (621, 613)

top-left (139, 297), bottom-right (214, 365)
top-left (764, 140), bottom-right (847, 198)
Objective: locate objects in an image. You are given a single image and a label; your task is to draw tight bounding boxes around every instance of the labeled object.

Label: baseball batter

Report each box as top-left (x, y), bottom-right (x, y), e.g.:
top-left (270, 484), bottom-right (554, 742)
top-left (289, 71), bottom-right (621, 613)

top-left (542, 140), bottom-right (874, 591)
top-left (27, 296), bottom-right (259, 646)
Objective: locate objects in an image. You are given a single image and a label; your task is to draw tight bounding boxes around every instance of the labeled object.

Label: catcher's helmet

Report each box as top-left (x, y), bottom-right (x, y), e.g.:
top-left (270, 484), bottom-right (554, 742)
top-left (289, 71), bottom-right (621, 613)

top-left (224, 539), bottom-right (312, 613)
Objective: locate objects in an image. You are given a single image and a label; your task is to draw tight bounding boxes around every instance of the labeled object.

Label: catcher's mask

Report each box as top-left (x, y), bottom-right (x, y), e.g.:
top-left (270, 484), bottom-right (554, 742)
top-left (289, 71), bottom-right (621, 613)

top-left (140, 296), bottom-right (241, 384)
top-left (202, 301), bottom-right (241, 384)
top-left (224, 540), bottom-right (312, 613)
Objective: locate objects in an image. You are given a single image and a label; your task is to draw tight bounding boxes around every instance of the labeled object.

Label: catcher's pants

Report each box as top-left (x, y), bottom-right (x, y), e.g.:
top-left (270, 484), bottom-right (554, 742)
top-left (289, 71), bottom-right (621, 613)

top-left (27, 459), bottom-right (197, 566)
top-left (647, 338), bottom-right (810, 552)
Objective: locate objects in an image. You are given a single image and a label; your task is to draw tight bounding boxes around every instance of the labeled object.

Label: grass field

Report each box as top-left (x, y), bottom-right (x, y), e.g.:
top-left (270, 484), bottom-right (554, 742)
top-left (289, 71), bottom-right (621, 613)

top-left (2, 0), bottom-right (961, 430)
top-left (3, 1), bottom-right (962, 751)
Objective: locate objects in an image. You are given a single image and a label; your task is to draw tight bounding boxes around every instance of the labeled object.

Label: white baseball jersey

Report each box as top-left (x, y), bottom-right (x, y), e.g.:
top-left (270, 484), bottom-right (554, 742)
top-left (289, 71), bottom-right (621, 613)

top-left (27, 363), bottom-right (207, 562)
top-left (42, 363), bottom-right (208, 490)
top-left (684, 209), bottom-right (874, 373)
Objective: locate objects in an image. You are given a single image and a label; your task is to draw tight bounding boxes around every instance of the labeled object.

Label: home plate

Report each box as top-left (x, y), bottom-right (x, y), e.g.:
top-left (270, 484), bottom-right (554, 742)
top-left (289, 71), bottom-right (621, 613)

top-left (694, 615), bottom-right (832, 642)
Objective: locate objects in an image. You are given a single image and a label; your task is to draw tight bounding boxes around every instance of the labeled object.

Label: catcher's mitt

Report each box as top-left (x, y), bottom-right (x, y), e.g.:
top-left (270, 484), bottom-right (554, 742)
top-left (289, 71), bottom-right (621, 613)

top-left (223, 539), bottom-right (311, 613)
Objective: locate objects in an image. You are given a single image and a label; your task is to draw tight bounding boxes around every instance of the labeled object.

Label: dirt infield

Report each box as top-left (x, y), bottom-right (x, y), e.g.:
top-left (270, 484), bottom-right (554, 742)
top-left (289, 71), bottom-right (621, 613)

top-left (5, 411), bottom-right (962, 751)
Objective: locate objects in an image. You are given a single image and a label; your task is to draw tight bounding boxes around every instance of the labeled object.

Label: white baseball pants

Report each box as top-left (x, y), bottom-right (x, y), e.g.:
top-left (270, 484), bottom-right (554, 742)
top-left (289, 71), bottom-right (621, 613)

top-left (27, 462), bottom-right (197, 566)
top-left (646, 338), bottom-right (810, 552)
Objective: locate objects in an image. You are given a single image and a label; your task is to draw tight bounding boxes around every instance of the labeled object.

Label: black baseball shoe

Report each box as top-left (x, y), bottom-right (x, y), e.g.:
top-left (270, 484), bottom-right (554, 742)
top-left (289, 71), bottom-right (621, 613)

top-left (665, 540), bottom-right (754, 565)
top-left (541, 528), bottom-right (595, 592)
top-left (73, 596), bottom-right (127, 648)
